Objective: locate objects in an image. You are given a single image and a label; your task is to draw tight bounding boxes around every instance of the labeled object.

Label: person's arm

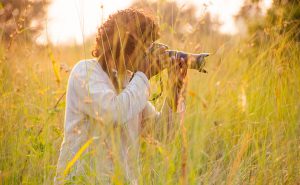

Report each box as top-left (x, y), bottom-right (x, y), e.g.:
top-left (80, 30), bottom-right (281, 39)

top-left (140, 98), bottom-right (185, 140)
top-left (71, 62), bottom-right (150, 124)
top-left (141, 99), bottom-right (182, 124)
top-left (140, 57), bottom-right (188, 134)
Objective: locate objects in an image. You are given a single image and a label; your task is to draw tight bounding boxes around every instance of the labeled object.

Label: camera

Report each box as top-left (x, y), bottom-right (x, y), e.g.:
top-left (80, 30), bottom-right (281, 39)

top-left (166, 50), bottom-right (209, 73)
top-left (151, 43), bottom-right (210, 73)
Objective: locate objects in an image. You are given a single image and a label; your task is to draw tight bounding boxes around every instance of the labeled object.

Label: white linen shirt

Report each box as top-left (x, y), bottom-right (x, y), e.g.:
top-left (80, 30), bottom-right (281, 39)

top-left (54, 59), bottom-right (176, 184)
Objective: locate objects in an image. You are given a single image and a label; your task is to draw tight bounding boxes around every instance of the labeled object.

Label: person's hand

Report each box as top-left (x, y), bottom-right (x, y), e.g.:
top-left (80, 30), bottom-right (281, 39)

top-left (167, 56), bottom-right (188, 111)
top-left (136, 43), bottom-right (170, 79)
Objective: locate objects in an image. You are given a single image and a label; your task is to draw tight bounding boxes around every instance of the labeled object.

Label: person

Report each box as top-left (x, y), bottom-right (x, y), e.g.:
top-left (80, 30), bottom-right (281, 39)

top-left (54, 8), bottom-right (188, 184)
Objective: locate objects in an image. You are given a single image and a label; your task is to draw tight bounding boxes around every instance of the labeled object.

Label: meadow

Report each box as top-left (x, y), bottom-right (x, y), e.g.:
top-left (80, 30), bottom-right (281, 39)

top-left (0, 4), bottom-right (300, 185)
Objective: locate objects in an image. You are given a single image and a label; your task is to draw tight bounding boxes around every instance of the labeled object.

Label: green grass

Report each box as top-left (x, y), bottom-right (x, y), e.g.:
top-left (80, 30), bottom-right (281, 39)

top-left (0, 22), bottom-right (300, 184)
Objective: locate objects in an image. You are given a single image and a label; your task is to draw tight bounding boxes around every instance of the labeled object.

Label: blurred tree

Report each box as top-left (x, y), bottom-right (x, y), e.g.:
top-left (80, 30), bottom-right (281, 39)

top-left (131, 1), bottom-right (197, 36)
top-left (130, 0), bottom-right (225, 51)
top-left (235, 0), bottom-right (300, 41)
top-left (267, 0), bottom-right (300, 40)
top-left (0, 0), bottom-right (50, 44)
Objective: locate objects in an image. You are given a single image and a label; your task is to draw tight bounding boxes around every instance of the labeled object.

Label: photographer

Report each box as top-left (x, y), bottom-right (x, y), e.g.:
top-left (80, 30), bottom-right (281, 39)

top-left (54, 8), bottom-right (187, 184)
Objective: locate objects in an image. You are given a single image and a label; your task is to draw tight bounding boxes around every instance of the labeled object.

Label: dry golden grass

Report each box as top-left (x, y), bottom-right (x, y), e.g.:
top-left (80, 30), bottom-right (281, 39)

top-left (0, 15), bottom-right (300, 184)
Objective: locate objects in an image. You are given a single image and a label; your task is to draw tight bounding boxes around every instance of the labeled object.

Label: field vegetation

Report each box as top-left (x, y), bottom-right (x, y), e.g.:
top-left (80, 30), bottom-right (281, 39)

top-left (0, 0), bottom-right (299, 184)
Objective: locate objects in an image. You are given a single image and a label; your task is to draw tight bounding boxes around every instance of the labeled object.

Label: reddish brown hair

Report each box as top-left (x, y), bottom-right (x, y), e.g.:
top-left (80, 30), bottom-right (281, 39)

top-left (92, 8), bottom-right (160, 66)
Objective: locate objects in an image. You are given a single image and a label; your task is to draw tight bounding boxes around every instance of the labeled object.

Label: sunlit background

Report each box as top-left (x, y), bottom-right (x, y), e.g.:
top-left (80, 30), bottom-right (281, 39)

top-left (38, 0), bottom-right (272, 45)
top-left (2, 0), bottom-right (300, 184)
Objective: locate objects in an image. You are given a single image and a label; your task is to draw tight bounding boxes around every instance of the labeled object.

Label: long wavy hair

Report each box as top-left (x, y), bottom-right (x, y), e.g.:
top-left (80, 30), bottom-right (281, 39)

top-left (92, 8), bottom-right (160, 81)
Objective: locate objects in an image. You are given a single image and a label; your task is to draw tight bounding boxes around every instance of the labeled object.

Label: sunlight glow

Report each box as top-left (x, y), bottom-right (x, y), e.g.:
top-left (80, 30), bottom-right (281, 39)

top-left (37, 0), bottom-right (273, 45)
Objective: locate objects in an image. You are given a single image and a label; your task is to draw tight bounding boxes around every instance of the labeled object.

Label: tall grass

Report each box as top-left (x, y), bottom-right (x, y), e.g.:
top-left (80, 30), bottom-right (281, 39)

top-left (0, 14), bottom-right (300, 185)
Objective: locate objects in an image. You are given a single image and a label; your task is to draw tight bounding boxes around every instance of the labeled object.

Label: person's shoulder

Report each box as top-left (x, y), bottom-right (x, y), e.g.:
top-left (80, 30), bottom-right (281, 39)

top-left (69, 58), bottom-right (107, 82)
top-left (69, 58), bottom-right (104, 76)
top-left (72, 58), bottom-right (99, 72)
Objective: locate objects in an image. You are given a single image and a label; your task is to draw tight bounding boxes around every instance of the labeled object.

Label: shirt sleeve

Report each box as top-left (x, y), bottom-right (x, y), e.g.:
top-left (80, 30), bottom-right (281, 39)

top-left (70, 61), bottom-right (150, 125)
top-left (141, 98), bottom-right (185, 128)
